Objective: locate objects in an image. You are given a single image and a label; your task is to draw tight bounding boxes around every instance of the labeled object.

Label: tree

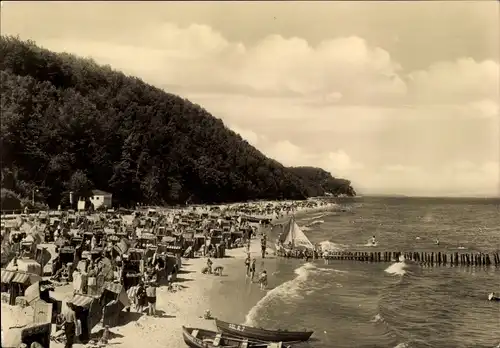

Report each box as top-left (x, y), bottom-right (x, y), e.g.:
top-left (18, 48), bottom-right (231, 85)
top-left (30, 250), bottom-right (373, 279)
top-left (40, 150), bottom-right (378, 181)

top-left (68, 170), bottom-right (94, 203)
top-left (1, 188), bottom-right (22, 211)
top-left (0, 35), bottom-right (357, 208)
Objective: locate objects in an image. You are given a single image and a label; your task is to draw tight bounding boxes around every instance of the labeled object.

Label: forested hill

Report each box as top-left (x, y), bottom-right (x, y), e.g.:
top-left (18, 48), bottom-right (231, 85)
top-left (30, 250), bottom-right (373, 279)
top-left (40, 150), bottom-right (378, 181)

top-left (0, 36), bottom-right (356, 208)
top-left (288, 167), bottom-right (356, 197)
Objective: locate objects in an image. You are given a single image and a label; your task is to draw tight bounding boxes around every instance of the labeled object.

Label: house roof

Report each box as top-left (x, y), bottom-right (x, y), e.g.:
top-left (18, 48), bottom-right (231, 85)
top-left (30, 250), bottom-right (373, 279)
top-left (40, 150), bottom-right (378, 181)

top-left (92, 189), bottom-right (112, 196)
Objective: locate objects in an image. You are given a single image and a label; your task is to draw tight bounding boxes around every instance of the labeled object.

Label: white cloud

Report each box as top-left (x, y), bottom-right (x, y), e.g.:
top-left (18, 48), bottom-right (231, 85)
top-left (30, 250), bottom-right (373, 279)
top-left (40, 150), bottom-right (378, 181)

top-left (263, 140), bottom-right (364, 179)
top-left (407, 58), bottom-right (499, 104)
top-left (11, 22), bottom-right (500, 196)
top-left (37, 26), bottom-right (408, 102)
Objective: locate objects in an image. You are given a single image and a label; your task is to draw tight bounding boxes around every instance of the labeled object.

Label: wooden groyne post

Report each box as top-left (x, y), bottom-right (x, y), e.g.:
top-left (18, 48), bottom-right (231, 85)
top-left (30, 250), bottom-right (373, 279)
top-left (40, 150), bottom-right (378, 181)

top-left (324, 250), bottom-right (499, 268)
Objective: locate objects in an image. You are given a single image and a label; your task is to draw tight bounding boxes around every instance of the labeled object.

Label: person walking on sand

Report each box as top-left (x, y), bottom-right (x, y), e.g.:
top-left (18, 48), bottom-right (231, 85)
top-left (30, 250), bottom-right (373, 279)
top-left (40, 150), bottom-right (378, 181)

top-left (258, 270), bottom-right (268, 290)
top-left (206, 258), bottom-right (213, 274)
top-left (250, 258), bottom-right (257, 280)
top-left (245, 254), bottom-right (251, 277)
top-left (146, 281), bottom-right (157, 316)
top-left (61, 301), bottom-right (77, 348)
top-left (136, 281), bottom-right (147, 313)
top-left (261, 235), bottom-right (267, 258)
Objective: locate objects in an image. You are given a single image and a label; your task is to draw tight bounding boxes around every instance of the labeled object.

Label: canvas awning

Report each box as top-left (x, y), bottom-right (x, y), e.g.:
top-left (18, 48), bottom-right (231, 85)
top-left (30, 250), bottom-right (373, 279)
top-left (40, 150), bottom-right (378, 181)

top-left (183, 232), bottom-right (194, 239)
top-left (11, 272), bottom-right (30, 284)
top-left (104, 282), bottom-right (122, 294)
top-left (1, 269), bottom-right (15, 283)
top-left (108, 235), bottom-right (119, 242)
top-left (139, 233), bottom-right (156, 240)
top-left (103, 282), bottom-right (130, 307)
top-left (59, 246), bottom-right (75, 253)
top-left (165, 245), bottom-right (182, 251)
top-left (69, 294), bottom-right (94, 308)
top-left (128, 248), bottom-right (145, 254)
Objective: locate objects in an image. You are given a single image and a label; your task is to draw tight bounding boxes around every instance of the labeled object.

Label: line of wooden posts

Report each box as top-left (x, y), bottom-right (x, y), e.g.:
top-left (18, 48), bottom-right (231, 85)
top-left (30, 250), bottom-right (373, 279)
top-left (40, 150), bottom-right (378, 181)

top-left (324, 251), bottom-right (500, 267)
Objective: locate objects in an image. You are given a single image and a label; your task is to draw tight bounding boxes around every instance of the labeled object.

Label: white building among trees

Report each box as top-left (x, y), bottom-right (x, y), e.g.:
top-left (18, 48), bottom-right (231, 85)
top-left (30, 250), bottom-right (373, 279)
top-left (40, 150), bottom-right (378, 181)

top-left (90, 189), bottom-right (112, 209)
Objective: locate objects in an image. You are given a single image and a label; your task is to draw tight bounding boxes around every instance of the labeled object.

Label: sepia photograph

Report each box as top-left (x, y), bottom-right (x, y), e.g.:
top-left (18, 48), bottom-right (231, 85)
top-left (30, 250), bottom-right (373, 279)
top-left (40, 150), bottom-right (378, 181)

top-left (0, 1), bottom-right (499, 348)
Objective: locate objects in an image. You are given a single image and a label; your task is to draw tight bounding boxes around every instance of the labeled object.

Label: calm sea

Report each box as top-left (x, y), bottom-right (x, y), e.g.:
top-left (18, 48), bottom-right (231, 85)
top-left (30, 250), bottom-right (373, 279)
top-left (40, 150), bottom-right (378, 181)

top-left (209, 197), bottom-right (500, 348)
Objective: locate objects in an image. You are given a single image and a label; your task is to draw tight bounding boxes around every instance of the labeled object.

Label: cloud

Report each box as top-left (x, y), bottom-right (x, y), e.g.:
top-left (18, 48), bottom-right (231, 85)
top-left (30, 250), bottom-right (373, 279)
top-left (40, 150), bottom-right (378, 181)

top-left (35, 25), bottom-right (409, 103)
top-left (229, 123), bottom-right (363, 178)
top-left (33, 24), bottom-right (498, 109)
top-left (5, 21), bottom-right (499, 196)
top-left (407, 58), bottom-right (499, 104)
top-left (264, 141), bottom-right (364, 175)
top-left (229, 122), bottom-right (499, 197)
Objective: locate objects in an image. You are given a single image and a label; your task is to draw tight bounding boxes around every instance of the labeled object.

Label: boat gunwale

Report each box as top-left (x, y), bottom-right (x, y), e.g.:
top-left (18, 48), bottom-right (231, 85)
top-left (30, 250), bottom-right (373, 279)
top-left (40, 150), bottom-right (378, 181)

top-left (215, 319), bottom-right (313, 340)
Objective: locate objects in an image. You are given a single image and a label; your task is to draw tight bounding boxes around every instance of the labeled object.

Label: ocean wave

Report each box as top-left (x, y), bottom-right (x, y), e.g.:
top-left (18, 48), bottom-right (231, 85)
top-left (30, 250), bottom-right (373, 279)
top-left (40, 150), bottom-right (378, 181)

top-left (393, 343), bottom-right (409, 348)
top-left (319, 240), bottom-right (346, 252)
top-left (306, 219), bottom-right (324, 227)
top-left (244, 262), bottom-right (338, 325)
top-left (306, 213), bottom-right (326, 220)
top-left (384, 260), bottom-right (408, 276)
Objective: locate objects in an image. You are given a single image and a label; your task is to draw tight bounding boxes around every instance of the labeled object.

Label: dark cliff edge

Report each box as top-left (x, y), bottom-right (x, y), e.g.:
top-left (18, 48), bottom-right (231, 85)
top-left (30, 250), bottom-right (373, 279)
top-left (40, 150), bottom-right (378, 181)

top-left (0, 36), bottom-right (356, 209)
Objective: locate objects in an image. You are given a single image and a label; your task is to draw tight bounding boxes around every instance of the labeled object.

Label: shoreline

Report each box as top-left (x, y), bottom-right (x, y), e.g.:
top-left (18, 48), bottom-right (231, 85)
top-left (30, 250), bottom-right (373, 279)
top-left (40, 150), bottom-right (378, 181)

top-left (1, 201), bottom-right (333, 348)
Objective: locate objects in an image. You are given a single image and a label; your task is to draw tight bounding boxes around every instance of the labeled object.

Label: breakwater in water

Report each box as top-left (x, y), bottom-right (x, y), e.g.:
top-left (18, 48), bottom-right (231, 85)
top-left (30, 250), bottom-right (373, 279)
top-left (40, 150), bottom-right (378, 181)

top-left (211, 196), bottom-right (500, 348)
top-left (322, 250), bottom-right (500, 267)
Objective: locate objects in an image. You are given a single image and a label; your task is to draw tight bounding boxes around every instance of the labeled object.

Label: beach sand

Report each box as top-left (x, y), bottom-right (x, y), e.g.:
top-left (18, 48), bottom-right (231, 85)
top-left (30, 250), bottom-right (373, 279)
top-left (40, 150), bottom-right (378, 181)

top-left (1, 238), bottom-right (266, 348)
top-left (1, 202), bottom-right (335, 348)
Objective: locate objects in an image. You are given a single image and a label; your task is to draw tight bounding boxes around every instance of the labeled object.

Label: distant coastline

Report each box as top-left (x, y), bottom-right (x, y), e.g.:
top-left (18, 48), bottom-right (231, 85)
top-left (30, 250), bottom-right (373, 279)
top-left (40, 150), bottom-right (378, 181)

top-left (359, 194), bottom-right (500, 200)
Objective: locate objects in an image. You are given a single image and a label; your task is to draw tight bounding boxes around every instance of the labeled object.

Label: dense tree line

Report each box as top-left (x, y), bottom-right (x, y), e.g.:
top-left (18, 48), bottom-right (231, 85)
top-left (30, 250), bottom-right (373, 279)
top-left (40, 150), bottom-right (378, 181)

top-left (0, 36), bottom-right (356, 209)
top-left (288, 167), bottom-right (356, 197)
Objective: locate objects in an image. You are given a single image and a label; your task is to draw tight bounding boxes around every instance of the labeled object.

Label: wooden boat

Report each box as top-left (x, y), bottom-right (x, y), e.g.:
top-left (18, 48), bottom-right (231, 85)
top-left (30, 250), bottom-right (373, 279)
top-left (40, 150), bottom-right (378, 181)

top-left (215, 319), bottom-right (314, 343)
top-left (182, 326), bottom-right (285, 348)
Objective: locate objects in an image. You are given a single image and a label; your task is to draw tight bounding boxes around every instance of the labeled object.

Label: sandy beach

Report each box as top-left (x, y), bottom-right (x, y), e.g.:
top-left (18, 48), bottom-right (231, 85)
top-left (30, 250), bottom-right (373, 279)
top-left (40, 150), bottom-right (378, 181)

top-left (1, 201), bottom-right (336, 348)
top-left (1, 236), bottom-right (264, 348)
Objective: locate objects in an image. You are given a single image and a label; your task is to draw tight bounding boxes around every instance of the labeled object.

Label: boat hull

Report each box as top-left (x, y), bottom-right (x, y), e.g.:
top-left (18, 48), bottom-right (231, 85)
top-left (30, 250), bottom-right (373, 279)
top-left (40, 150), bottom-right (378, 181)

top-left (182, 326), bottom-right (278, 348)
top-left (215, 319), bottom-right (313, 342)
top-left (182, 327), bottom-right (205, 348)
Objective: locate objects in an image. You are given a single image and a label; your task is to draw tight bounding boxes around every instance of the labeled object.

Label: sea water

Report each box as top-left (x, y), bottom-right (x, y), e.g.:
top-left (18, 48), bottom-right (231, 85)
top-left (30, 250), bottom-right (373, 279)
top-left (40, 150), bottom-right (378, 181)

top-left (209, 197), bottom-right (500, 348)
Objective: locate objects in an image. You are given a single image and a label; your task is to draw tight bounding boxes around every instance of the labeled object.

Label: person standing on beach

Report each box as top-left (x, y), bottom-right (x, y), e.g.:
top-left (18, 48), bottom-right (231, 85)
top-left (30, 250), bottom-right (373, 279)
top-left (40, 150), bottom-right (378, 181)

top-left (206, 258), bottom-right (213, 274)
top-left (258, 270), bottom-right (268, 290)
top-left (136, 281), bottom-right (147, 313)
top-left (146, 281), bottom-right (157, 316)
top-left (250, 258), bottom-right (257, 280)
top-left (61, 301), bottom-right (77, 348)
top-left (260, 235), bottom-right (267, 258)
top-left (245, 254), bottom-right (251, 277)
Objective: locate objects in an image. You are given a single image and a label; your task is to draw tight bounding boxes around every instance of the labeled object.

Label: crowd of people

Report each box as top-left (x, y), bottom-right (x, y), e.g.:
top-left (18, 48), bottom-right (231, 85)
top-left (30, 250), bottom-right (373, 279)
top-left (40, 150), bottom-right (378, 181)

top-left (1, 198), bottom-right (336, 348)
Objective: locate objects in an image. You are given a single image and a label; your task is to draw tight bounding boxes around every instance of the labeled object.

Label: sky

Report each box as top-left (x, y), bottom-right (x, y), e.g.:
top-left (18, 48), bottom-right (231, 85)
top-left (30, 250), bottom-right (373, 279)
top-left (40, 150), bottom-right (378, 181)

top-left (1, 1), bottom-right (499, 197)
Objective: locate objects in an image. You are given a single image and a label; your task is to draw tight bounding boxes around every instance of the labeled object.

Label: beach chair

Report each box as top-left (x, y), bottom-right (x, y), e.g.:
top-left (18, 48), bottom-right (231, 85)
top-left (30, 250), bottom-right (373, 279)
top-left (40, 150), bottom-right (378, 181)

top-left (213, 333), bottom-right (222, 347)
